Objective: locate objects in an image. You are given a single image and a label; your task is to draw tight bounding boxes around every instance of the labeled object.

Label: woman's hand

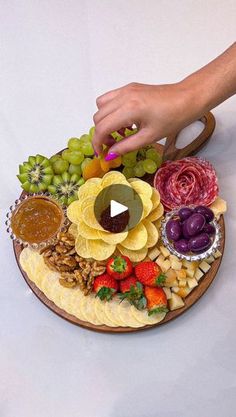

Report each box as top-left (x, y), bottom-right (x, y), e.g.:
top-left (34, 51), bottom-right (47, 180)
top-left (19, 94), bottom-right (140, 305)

top-left (92, 43), bottom-right (236, 159)
top-left (92, 81), bottom-right (198, 159)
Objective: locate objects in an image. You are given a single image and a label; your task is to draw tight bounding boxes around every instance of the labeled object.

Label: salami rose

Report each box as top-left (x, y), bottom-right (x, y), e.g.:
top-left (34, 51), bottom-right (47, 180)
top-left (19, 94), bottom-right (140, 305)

top-left (154, 157), bottom-right (219, 211)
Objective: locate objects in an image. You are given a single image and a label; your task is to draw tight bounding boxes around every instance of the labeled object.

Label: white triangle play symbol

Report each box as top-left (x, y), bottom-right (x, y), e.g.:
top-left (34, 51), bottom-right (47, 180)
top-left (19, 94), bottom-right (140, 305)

top-left (110, 200), bottom-right (128, 218)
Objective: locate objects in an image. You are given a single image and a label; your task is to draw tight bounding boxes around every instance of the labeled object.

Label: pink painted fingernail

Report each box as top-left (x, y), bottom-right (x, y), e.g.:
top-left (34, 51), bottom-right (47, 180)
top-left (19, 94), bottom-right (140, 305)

top-left (105, 152), bottom-right (119, 161)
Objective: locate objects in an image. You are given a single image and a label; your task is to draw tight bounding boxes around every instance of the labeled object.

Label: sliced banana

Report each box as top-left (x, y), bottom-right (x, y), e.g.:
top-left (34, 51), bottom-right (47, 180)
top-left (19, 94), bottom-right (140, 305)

top-left (130, 305), bottom-right (166, 325)
top-left (94, 297), bottom-right (118, 327)
top-left (80, 295), bottom-right (103, 325)
top-left (117, 300), bottom-right (144, 328)
top-left (104, 296), bottom-right (126, 327)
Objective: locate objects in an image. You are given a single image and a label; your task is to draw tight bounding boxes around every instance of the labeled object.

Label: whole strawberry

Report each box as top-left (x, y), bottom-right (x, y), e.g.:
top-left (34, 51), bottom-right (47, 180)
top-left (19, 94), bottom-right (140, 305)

top-left (144, 286), bottom-right (168, 316)
top-left (119, 276), bottom-right (146, 310)
top-left (107, 256), bottom-right (133, 280)
top-left (93, 274), bottom-right (118, 301)
top-left (135, 261), bottom-right (165, 287)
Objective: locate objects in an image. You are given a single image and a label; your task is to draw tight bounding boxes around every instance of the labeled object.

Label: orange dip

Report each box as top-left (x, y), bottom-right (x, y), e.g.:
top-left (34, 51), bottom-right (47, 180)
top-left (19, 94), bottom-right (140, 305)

top-left (11, 196), bottom-right (63, 244)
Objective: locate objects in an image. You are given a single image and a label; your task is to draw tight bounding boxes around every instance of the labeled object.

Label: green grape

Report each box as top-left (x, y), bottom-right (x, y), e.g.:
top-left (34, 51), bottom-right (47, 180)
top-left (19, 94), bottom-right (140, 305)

top-left (67, 151), bottom-right (84, 165)
top-left (68, 137), bottom-right (81, 151)
top-left (52, 158), bottom-right (69, 174)
top-left (143, 159), bottom-right (158, 174)
top-left (79, 134), bottom-right (90, 143)
top-left (122, 167), bottom-right (134, 179)
top-left (81, 158), bottom-right (92, 171)
top-left (68, 163), bottom-right (82, 176)
top-left (137, 148), bottom-right (147, 159)
top-left (50, 154), bottom-right (61, 164)
top-left (89, 126), bottom-right (95, 138)
top-left (122, 151), bottom-right (137, 167)
top-left (134, 161), bottom-right (145, 177)
top-left (62, 149), bottom-right (72, 161)
top-left (80, 141), bottom-right (94, 156)
top-left (145, 148), bottom-right (162, 167)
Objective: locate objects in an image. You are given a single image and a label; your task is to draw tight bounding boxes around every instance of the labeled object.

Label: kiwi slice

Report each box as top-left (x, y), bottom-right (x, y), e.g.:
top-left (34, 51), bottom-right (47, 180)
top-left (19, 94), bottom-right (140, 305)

top-left (48, 172), bottom-right (85, 206)
top-left (17, 154), bottom-right (54, 193)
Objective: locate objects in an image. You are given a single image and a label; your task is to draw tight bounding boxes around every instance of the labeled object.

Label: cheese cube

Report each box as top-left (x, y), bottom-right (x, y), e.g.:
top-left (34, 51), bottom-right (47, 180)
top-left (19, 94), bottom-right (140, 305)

top-left (148, 247), bottom-right (160, 261)
top-left (159, 245), bottom-right (170, 258)
top-left (182, 259), bottom-right (192, 269)
top-left (176, 269), bottom-right (187, 280)
top-left (213, 250), bottom-right (222, 259)
top-left (187, 278), bottom-right (198, 289)
top-left (177, 286), bottom-right (191, 298)
top-left (163, 287), bottom-right (172, 299)
top-left (178, 279), bottom-right (187, 287)
top-left (165, 279), bottom-right (178, 288)
top-left (183, 259), bottom-right (199, 270)
top-left (169, 293), bottom-right (185, 311)
top-left (155, 254), bottom-right (165, 267)
top-left (199, 260), bottom-right (211, 273)
top-left (161, 259), bottom-right (171, 272)
top-left (171, 286), bottom-right (180, 293)
top-left (169, 254), bottom-right (179, 262)
top-left (195, 268), bottom-right (204, 282)
top-left (170, 259), bottom-right (182, 271)
top-left (166, 269), bottom-right (177, 280)
top-left (164, 269), bottom-right (177, 287)
top-left (186, 268), bottom-right (195, 278)
top-left (205, 255), bottom-right (215, 264)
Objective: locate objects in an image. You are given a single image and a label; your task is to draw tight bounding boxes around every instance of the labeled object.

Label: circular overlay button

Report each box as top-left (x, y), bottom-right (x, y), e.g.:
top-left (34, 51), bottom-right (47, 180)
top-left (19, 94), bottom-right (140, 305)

top-left (94, 184), bottom-right (143, 233)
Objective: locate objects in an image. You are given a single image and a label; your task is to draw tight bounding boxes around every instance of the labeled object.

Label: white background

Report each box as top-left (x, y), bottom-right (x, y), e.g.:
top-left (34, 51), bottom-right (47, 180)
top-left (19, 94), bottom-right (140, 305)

top-left (1, 1), bottom-right (236, 416)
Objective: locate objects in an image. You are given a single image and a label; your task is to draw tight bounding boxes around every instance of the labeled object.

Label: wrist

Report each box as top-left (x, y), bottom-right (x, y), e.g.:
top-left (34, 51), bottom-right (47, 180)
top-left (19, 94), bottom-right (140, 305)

top-left (178, 77), bottom-right (210, 121)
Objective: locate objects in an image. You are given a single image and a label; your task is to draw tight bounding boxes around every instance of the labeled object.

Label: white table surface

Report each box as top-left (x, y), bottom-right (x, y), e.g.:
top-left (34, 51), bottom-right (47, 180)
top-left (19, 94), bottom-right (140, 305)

top-left (1, 1), bottom-right (236, 416)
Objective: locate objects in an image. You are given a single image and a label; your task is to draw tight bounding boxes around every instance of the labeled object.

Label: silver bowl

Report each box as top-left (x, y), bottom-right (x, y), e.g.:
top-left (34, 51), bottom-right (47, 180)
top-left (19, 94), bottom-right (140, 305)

top-left (160, 207), bottom-right (222, 261)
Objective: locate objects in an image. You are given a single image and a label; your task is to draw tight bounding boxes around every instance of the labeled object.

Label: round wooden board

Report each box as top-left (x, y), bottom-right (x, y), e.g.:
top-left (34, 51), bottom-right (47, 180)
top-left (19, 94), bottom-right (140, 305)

top-left (13, 217), bottom-right (225, 333)
top-left (12, 125), bottom-right (225, 333)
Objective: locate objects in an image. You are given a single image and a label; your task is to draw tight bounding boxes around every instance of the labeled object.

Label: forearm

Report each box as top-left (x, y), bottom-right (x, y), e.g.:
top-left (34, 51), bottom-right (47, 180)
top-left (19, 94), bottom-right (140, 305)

top-left (181, 42), bottom-right (236, 117)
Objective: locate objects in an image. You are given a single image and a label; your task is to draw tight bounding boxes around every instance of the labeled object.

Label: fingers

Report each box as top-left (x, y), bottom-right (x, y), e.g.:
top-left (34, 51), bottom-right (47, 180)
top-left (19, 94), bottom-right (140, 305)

top-left (96, 86), bottom-right (121, 108)
top-left (92, 108), bottom-right (136, 155)
top-left (93, 97), bottom-right (122, 125)
top-left (106, 128), bottom-right (159, 156)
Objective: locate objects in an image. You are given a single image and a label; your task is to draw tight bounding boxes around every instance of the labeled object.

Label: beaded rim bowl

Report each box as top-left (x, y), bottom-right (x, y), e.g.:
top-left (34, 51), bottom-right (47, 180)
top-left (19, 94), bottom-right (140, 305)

top-left (5, 193), bottom-right (70, 249)
top-left (160, 207), bottom-right (222, 261)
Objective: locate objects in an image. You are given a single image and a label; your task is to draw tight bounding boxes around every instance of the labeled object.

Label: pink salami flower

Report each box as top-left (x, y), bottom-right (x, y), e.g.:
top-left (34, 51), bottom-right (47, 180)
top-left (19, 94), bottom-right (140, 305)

top-left (154, 157), bottom-right (219, 211)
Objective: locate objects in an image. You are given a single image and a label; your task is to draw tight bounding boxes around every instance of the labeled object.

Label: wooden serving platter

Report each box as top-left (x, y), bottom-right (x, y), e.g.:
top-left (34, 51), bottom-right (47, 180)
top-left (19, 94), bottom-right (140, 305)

top-left (13, 217), bottom-right (224, 333)
top-left (13, 112), bottom-right (225, 333)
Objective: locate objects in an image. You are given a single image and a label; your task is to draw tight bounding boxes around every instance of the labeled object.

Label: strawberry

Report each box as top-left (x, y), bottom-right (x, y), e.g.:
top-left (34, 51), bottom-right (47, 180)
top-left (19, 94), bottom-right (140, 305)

top-left (135, 261), bottom-right (166, 287)
top-left (120, 276), bottom-right (138, 293)
top-left (144, 286), bottom-right (168, 316)
top-left (119, 276), bottom-right (146, 310)
top-left (93, 274), bottom-right (118, 301)
top-left (106, 256), bottom-right (133, 280)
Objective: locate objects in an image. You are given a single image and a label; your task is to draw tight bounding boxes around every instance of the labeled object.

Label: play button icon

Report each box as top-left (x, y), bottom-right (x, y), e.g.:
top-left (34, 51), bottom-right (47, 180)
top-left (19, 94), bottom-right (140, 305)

top-left (94, 184), bottom-right (143, 233)
top-left (110, 200), bottom-right (128, 218)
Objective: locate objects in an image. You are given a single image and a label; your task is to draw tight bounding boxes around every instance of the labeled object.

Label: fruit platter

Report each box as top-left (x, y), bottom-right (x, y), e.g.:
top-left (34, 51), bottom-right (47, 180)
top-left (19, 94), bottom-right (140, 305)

top-left (6, 115), bottom-right (227, 332)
